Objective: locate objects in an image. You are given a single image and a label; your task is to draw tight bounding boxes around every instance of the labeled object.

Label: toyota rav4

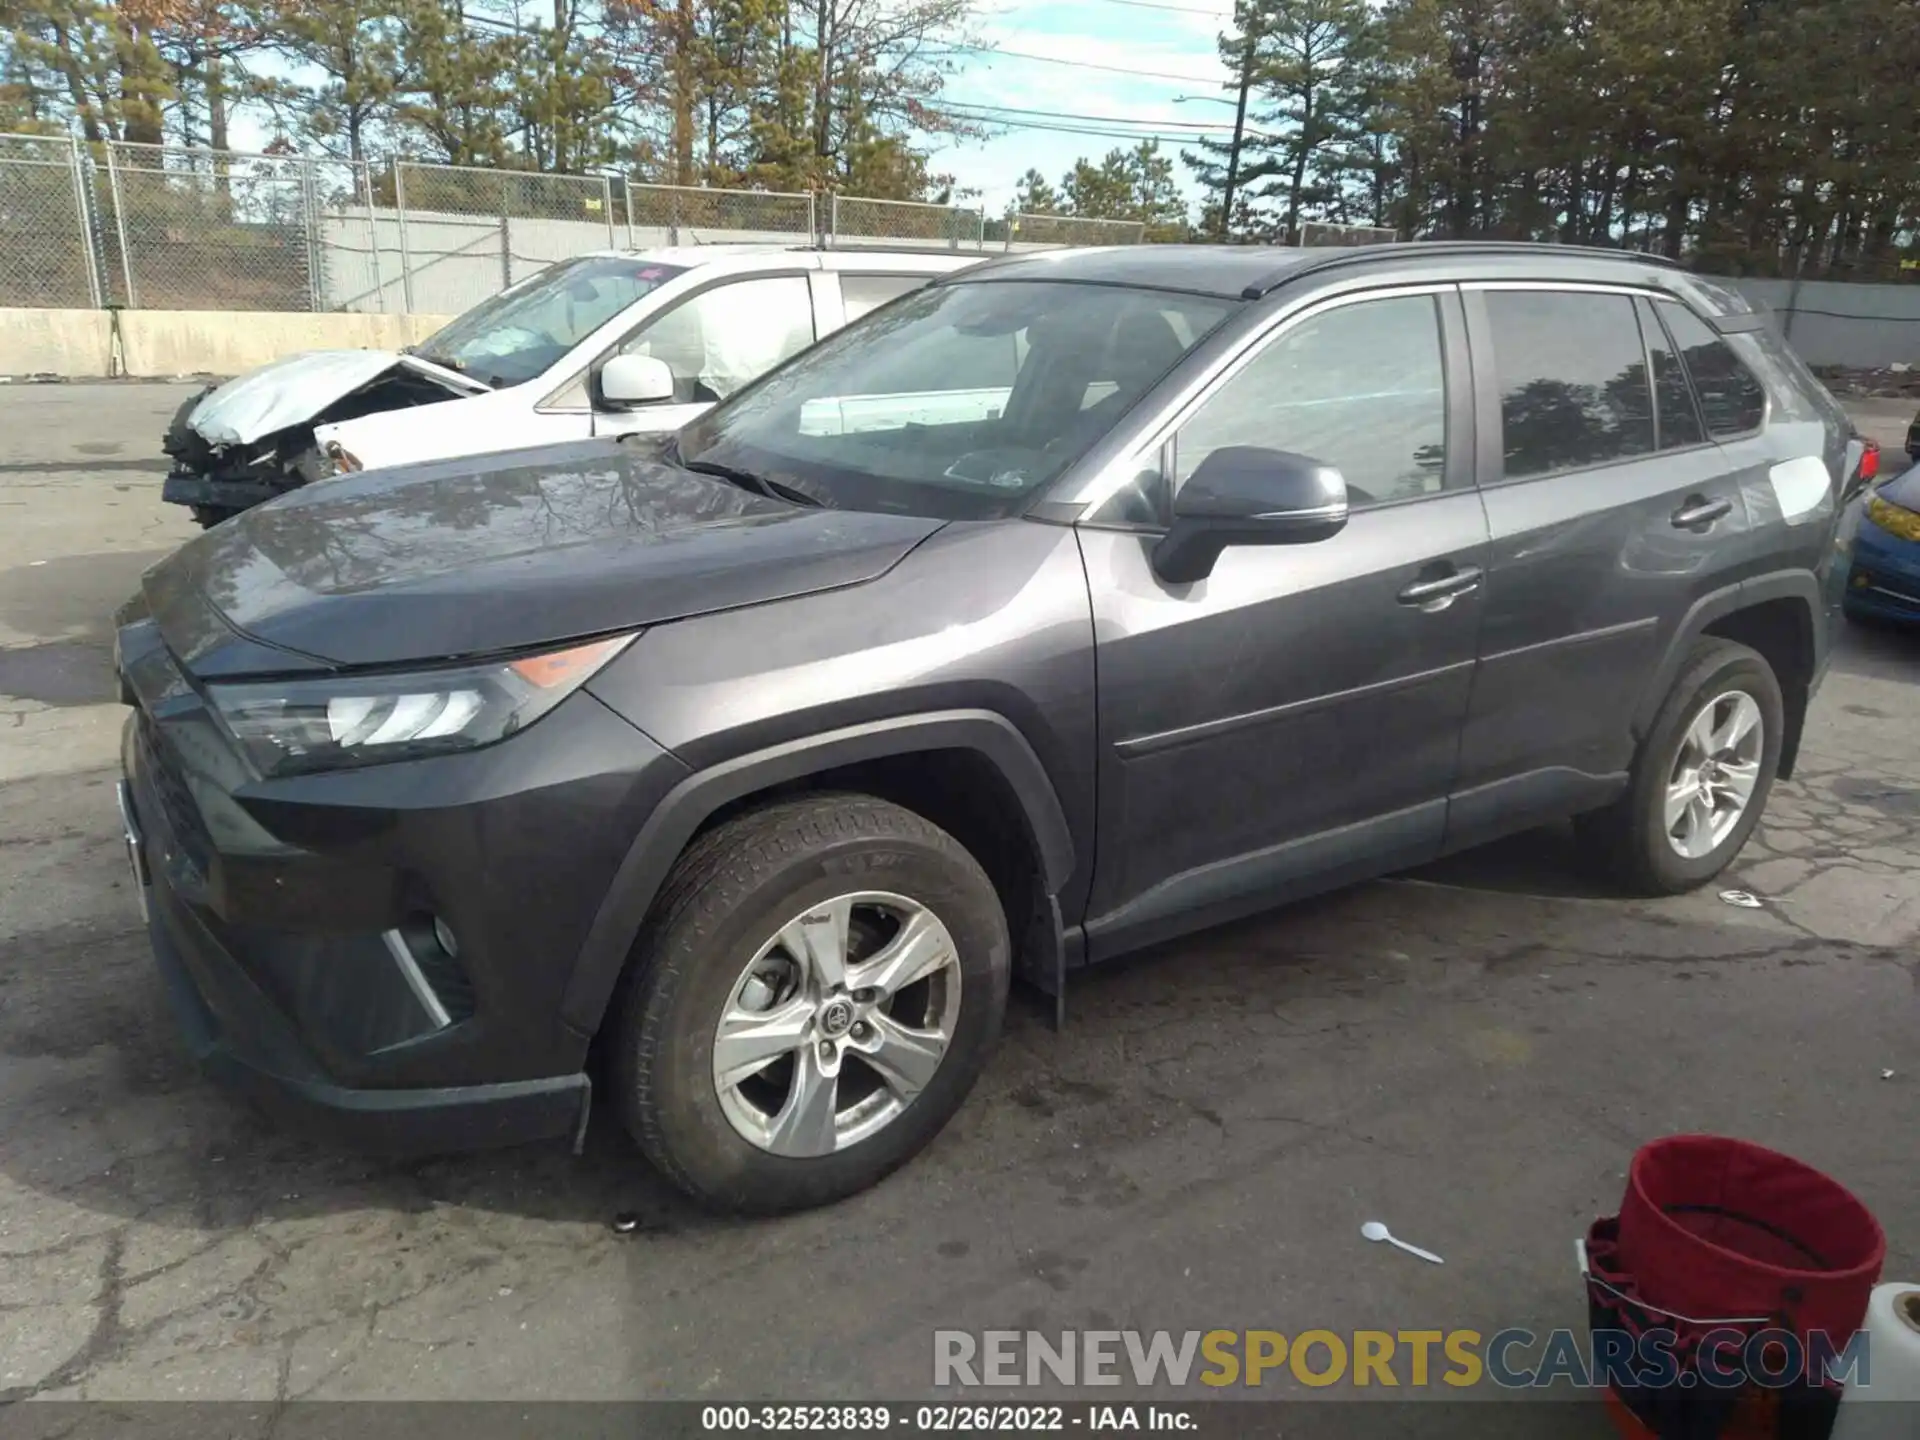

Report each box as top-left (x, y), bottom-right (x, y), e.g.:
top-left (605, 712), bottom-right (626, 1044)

top-left (115, 243), bottom-right (1868, 1215)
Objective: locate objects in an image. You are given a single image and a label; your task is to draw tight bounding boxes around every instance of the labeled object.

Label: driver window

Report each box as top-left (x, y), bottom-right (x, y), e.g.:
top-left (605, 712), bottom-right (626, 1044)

top-left (1174, 294), bottom-right (1448, 509)
top-left (617, 276), bottom-right (814, 404)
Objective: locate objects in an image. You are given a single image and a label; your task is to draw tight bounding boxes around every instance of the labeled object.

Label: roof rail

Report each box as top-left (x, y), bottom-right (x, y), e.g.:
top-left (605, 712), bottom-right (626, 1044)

top-left (1239, 239), bottom-right (1683, 300)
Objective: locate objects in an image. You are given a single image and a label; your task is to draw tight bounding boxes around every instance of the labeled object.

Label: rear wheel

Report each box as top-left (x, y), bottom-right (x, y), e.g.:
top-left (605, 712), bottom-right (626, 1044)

top-left (610, 794), bottom-right (1010, 1215)
top-left (189, 504), bottom-right (242, 529)
top-left (1575, 638), bottom-right (1783, 894)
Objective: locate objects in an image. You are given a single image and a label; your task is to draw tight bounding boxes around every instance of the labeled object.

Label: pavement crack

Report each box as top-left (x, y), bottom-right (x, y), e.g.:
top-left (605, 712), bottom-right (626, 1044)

top-left (0, 1227), bottom-right (125, 1403)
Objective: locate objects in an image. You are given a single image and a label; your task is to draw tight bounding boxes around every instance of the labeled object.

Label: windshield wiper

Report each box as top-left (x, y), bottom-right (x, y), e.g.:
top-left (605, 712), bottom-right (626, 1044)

top-left (668, 440), bottom-right (822, 508)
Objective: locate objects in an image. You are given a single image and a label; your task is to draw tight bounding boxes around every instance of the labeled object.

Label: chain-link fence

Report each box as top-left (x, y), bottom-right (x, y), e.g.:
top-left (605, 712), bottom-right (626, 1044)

top-left (0, 134), bottom-right (100, 308)
top-left (4, 141), bottom-right (1167, 316)
top-left (389, 161), bottom-right (619, 314)
top-left (96, 142), bottom-right (364, 311)
top-left (1007, 213), bottom-right (1146, 248)
top-left (625, 183), bottom-right (815, 247)
top-left (829, 195), bottom-right (986, 250)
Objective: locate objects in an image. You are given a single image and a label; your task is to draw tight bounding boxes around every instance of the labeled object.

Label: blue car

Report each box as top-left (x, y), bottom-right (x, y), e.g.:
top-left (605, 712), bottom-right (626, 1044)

top-left (1844, 457), bottom-right (1920, 623)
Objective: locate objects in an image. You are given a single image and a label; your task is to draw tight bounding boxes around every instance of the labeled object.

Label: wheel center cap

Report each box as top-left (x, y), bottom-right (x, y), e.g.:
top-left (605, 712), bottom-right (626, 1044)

top-left (818, 999), bottom-right (856, 1039)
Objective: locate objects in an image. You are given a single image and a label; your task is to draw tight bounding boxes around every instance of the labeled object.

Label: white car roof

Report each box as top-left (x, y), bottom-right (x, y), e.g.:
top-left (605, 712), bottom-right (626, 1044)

top-left (571, 244), bottom-right (979, 271)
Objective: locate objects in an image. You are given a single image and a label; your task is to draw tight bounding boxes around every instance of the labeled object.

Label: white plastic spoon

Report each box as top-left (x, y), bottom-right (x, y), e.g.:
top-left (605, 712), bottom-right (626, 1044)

top-left (1362, 1220), bottom-right (1444, 1265)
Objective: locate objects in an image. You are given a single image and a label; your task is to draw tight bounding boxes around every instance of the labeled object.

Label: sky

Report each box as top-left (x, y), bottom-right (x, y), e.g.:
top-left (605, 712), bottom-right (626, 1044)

top-left (923, 0), bottom-right (1243, 212)
top-left (217, 0), bottom-right (1242, 214)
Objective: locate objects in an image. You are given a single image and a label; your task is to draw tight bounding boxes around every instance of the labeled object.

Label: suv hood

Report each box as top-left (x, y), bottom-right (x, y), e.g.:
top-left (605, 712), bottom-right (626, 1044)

top-left (189, 350), bottom-right (483, 447)
top-left (144, 439), bottom-right (945, 671)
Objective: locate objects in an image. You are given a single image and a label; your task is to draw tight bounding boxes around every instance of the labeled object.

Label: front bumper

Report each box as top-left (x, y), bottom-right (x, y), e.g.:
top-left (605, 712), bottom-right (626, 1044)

top-left (116, 617), bottom-right (687, 1154)
top-left (131, 795), bottom-right (591, 1154)
top-left (1843, 516), bottom-right (1920, 623)
top-left (162, 467), bottom-right (285, 512)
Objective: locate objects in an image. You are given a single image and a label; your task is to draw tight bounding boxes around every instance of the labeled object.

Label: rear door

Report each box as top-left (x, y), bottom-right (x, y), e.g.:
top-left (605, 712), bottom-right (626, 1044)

top-left (1448, 284), bottom-right (1755, 846)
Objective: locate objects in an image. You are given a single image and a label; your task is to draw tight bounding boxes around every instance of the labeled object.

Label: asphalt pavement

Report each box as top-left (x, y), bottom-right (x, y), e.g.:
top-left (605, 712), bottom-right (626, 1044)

top-left (0, 384), bottom-right (1914, 1416)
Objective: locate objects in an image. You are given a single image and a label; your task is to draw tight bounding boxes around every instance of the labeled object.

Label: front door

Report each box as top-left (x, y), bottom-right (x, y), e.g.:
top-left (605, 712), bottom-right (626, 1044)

top-left (1447, 285), bottom-right (1757, 846)
top-left (591, 274), bottom-right (819, 439)
top-left (1078, 287), bottom-right (1492, 959)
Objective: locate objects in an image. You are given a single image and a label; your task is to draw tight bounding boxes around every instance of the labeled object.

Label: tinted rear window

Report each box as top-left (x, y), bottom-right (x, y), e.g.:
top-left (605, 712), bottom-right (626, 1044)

top-left (1483, 290), bottom-right (1656, 479)
top-left (1656, 299), bottom-right (1766, 436)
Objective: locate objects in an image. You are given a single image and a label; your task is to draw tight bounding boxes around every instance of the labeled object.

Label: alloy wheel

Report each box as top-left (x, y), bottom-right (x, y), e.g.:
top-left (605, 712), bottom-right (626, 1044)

top-left (711, 892), bottom-right (962, 1157)
top-left (1664, 689), bottom-right (1765, 860)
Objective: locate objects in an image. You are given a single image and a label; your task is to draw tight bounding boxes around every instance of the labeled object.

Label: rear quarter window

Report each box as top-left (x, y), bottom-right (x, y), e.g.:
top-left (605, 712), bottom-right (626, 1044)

top-left (1656, 299), bottom-right (1766, 437)
top-left (1734, 328), bottom-right (1844, 428)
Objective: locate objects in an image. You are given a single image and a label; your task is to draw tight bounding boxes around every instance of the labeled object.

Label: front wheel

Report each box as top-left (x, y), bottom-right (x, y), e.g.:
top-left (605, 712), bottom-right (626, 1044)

top-left (1575, 638), bottom-right (1784, 895)
top-left (609, 794), bottom-right (1011, 1215)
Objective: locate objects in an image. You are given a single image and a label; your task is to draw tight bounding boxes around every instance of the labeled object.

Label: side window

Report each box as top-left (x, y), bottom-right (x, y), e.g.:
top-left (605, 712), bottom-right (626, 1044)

top-left (617, 275), bottom-right (814, 403)
top-left (841, 273), bottom-right (930, 323)
top-left (1637, 296), bottom-right (1705, 450)
top-left (1482, 290), bottom-right (1655, 480)
top-left (1732, 328), bottom-right (1826, 426)
top-left (1655, 299), bottom-right (1766, 437)
top-left (1173, 293), bottom-right (1448, 508)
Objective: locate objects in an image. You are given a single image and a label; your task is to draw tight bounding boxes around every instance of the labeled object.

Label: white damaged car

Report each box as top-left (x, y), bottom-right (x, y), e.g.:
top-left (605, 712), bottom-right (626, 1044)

top-left (160, 245), bottom-right (980, 526)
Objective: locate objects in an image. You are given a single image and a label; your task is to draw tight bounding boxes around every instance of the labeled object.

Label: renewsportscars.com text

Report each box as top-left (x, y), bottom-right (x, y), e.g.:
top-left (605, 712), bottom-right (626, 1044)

top-left (933, 1328), bottom-right (1871, 1391)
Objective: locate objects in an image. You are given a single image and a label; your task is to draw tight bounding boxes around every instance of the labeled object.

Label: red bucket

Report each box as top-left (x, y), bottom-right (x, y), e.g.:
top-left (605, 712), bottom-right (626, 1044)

top-left (1585, 1136), bottom-right (1885, 1440)
top-left (1617, 1135), bottom-right (1884, 1343)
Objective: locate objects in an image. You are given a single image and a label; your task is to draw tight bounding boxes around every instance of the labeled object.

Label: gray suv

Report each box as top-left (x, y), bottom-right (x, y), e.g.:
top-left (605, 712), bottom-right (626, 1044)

top-left (114, 243), bottom-right (1867, 1214)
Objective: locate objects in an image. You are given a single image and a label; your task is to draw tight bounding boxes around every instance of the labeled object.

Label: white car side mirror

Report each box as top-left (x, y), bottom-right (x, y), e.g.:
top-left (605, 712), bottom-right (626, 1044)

top-left (599, 354), bottom-right (676, 408)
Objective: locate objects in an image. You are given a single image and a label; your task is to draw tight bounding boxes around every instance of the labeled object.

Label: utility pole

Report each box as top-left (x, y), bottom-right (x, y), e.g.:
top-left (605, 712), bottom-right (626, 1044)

top-left (1217, 7), bottom-right (1262, 242)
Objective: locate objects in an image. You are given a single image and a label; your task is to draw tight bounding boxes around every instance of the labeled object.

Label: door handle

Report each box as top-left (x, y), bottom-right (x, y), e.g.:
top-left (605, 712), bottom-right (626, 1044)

top-left (1671, 495), bottom-right (1732, 529)
top-left (1397, 565), bottom-right (1484, 610)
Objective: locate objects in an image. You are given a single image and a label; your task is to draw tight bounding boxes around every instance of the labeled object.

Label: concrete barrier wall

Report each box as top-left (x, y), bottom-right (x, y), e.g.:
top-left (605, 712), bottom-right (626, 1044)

top-left (1728, 278), bottom-right (1920, 370)
top-left (0, 308), bottom-right (454, 379)
top-left (0, 308), bottom-right (113, 377)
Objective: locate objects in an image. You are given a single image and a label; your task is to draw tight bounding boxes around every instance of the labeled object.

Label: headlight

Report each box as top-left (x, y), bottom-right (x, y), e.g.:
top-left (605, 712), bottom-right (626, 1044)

top-left (1865, 493), bottom-right (1920, 543)
top-left (208, 634), bottom-right (633, 777)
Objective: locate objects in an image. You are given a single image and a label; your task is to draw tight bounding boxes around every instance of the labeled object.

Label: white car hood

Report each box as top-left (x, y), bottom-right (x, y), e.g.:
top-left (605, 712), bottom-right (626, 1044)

top-left (188, 350), bottom-right (481, 447)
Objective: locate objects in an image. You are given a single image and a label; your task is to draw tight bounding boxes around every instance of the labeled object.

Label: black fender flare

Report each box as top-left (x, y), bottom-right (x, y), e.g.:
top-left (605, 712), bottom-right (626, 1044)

top-left (558, 709), bottom-right (1076, 1036)
top-left (1629, 570), bottom-right (1826, 769)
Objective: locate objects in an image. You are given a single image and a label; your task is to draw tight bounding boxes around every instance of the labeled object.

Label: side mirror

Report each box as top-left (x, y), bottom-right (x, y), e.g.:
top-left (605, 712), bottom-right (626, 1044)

top-left (598, 353), bottom-right (676, 409)
top-left (1151, 447), bottom-right (1349, 584)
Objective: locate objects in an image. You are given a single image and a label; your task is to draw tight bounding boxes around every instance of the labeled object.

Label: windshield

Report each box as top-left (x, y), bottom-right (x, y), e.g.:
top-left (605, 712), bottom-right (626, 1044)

top-left (677, 279), bottom-right (1238, 518)
top-left (416, 256), bottom-right (685, 388)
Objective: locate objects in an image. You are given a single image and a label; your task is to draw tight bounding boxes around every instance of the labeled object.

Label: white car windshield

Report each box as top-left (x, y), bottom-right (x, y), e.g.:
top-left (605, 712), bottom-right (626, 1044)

top-left (413, 256), bottom-right (686, 388)
top-left (676, 279), bottom-right (1238, 519)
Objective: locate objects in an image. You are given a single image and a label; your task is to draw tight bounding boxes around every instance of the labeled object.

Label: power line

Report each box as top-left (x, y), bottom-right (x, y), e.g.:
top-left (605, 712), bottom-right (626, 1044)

top-left (1078, 0), bottom-right (1227, 15)
top-left (943, 101), bottom-right (1237, 131)
top-left (949, 41), bottom-right (1219, 84)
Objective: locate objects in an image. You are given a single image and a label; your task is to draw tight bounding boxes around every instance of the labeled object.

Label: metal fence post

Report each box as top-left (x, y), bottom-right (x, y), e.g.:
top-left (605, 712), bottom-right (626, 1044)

top-left (807, 192), bottom-right (819, 248)
top-left (102, 141), bottom-right (137, 308)
top-left (69, 137), bottom-right (104, 308)
top-left (501, 212), bottom-right (513, 289)
top-left (827, 193), bottom-right (838, 249)
top-left (361, 160), bottom-right (388, 313)
top-left (623, 176), bottom-right (637, 250)
top-left (393, 159), bottom-right (415, 313)
top-left (303, 158), bottom-right (323, 311)
top-left (601, 174), bottom-right (617, 249)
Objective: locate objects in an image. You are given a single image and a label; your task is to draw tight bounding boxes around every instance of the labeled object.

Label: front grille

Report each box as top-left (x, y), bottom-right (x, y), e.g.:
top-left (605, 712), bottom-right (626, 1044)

top-left (140, 715), bottom-right (213, 876)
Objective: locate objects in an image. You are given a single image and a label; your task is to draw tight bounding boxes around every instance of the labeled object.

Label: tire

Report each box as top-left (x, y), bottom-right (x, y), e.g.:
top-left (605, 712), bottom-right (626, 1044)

top-left (609, 793), bottom-right (1011, 1215)
top-left (1575, 638), bottom-right (1784, 895)
top-left (190, 504), bottom-right (243, 529)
